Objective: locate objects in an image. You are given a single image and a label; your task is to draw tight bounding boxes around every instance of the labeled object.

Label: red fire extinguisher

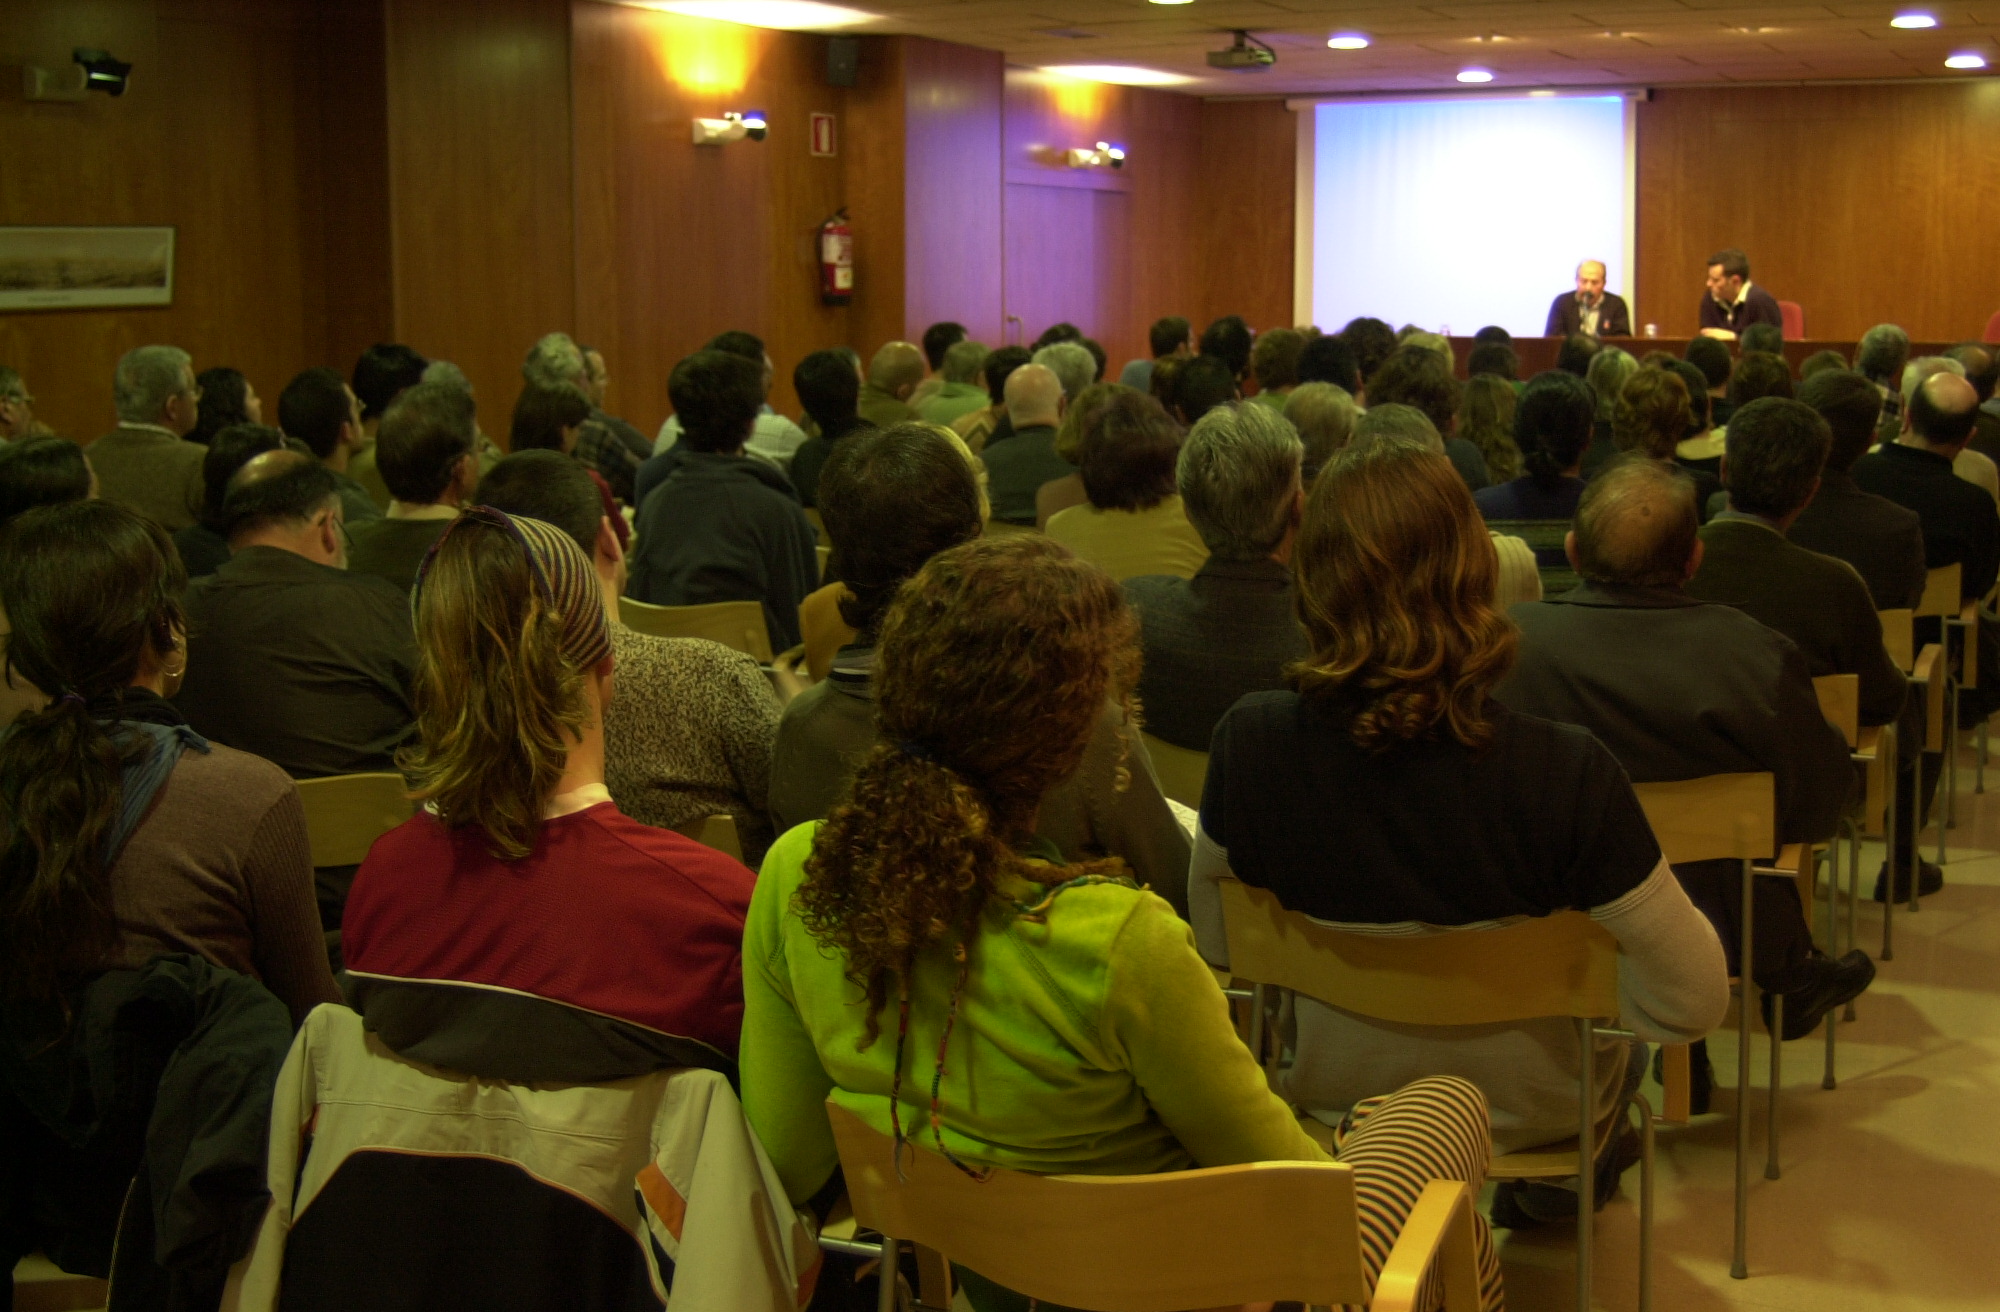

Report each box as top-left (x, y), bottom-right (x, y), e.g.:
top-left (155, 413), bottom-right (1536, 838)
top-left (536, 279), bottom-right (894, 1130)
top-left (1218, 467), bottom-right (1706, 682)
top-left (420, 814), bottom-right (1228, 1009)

top-left (819, 209), bottom-right (854, 306)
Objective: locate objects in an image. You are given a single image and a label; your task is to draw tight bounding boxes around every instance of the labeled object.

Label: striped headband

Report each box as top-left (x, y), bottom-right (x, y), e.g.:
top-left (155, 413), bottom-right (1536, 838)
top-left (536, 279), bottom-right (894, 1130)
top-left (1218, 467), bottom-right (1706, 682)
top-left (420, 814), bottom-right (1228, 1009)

top-left (412, 506), bottom-right (612, 671)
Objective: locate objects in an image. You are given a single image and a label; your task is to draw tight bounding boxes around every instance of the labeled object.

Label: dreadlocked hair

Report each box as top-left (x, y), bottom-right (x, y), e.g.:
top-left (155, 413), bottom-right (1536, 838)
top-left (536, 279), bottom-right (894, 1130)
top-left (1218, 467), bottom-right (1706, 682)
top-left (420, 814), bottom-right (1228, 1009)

top-left (795, 534), bottom-right (1141, 1047)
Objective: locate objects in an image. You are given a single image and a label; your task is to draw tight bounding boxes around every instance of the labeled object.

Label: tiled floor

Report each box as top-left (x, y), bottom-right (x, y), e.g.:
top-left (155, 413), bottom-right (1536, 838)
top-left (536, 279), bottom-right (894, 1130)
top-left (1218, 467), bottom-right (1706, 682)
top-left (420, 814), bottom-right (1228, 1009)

top-left (1500, 745), bottom-right (2000, 1311)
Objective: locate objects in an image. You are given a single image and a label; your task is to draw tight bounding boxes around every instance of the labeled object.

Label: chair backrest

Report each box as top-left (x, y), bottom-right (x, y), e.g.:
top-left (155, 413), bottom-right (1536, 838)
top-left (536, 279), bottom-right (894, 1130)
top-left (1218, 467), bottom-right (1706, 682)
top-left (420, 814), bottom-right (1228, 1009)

top-left (1812, 673), bottom-right (1860, 749)
top-left (1629, 772), bottom-right (1775, 864)
top-left (1482, 518), bottom-right (1570, 554)
top-left (674, 813), bottom-right (743, 862)
top-left (1217, 880), bottom-right (1619, 1026)
top-left (1984, 309), bottom-right (2000, 346)
top-left (802, 506), bottom-right (826, 545)
top-left (1879, 607), bottom-right (1914, 672)
top-left (1778, 300), bottom-right (1805, 339)
top-left (294, 773), bottom-right (414, 867)
top-left (815, 544), bottom-right (830, 582)
top-left (1917, 563), bottom-right (1961, 618)
top-left (618, 597), bottom-right (773, 662)
top-left (1141, 732), bottom-right (1208, 809)
top-left (826, 1102), bottom-right (1369, 1312)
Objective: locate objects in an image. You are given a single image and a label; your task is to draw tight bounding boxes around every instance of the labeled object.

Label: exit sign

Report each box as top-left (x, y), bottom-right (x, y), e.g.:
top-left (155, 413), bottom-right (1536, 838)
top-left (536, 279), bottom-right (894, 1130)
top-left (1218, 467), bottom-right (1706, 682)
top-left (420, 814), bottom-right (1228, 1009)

top-left (810, 112), bottom-right (837, 157)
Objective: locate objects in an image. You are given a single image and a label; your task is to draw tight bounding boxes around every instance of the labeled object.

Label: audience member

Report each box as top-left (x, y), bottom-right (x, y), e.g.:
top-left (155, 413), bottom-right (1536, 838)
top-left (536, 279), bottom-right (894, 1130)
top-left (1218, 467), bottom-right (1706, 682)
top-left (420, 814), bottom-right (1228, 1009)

top-left (277, 366), bottom-right (381, 528)
top-left (952, 344), bottom-right (1030, 452)
top-left (1033, 340), bottom-right (1096, 402)
top-left (417, 358), bottom-right (503, 476)
top-left (0, 437), bottom-right (93, 531)
top-left (784, 348), bottom-right (876, 507)
top-left (1032, 321), bottom-right (1083, 350)
top-left (188, 366), bottom-right (260, 446)
top-left (1903, 357), bottom-right (1999, 501)
top-left (1035, 382), bottom-right (1124, 528)
top-left (477, 451), bottom-right (783, 864)
top-left (0, 366), bottom-right (54, 440)
top-left (1856, 322), bottom-right (1912, 437)
top-left (1118, 315), bottom-right (1191, 392)
top-left (654, 331), bottom-right (810, 474)
top-left (1125, 402), bottom-right (1307, 751)
top-left (1740, 322), bottom-right (1785, 356)
top-left (521, 333), bottom-right (641, 503)
top-left (89, 345), bottom-right (205, 531)
top-left (1166, 352), bottom-right (1238, 426)
top-left (347, 342), bottom-right (429, 509)
top-left (1297, 332), bottom-right (1362, 396)
top-left (1582, 346), bottom-right (1638, 477)
top-left (1555, 333), bottom-right (1602, 378)
top-left (746, 535), bottom-right (1503, 1312)
top-left (342, 507), bottom-right (754, 1082)
top-left (1339, 316), bottom-right (1397, 389)
top-left (1189, 438), bottom-right (1723, 1229)
top-left (1467, 341), bottom-right (1520, 384)
top-left (1365, 344), bottom-right (1489, 490)
top-left (1248, 327), bottom-right (1305, 413)
top-left (1683, 337), bottom-right (1735, 428)
top-left (627, 351), bottom-right (818, 651)
top-left (1791, 369), bottom-right (1926, 610)
top-left (913, 320), bottom-right (968, 405)
top-left (1681, 349), bottom-right (1794, 472)
top-left (915, 339), bottom-right (989, 429)
top-left (1946, 342), bottom-right (2000, 463)
top-left (508, 382), bottom-right (629, 549)
top-left (1614, 365), bottom-right (1722, 517)
top-left (1078, 336), bottom-right (1109, 383)
top-left (1283, 382), bottom-right (1357, 480)
top-left (1476, 370), bottom-right (1594, 526)
top-left (852, 339), bottom-right (925, 430)
top-left (979, 362), bottom-right (1072, 525)
top-left (345, 382), bottom-right (474, 592)
top-left (1698, 248), bottom-right (1783, 341)
top-left (1497, 458), bottom-right (1871, 1061)
top-left (173, 424), bottom-right (286, 578)
top-left (1199, 315), bottom-right (1253, 383)
top-left (0, 500), bottom-right (340, 1024)
top-left (1046, 391), bottom-right (1208, 581)
top-left (1801, 349), bottom-right (1848, 378)
top-left (1457, 373), bottom-right (1522, 482)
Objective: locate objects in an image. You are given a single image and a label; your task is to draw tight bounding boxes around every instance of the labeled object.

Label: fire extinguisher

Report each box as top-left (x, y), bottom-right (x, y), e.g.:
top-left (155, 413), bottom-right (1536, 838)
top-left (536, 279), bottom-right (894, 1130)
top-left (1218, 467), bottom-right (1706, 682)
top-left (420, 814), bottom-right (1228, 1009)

top-left (819, 209), bottom-right (854, 306)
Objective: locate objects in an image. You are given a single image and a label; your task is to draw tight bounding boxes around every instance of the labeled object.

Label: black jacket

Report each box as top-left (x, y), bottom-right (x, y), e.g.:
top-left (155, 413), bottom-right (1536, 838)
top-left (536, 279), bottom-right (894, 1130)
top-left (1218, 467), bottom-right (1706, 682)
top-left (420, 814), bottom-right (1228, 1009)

top-left (1544, 291), bottom-right (1632, 338)
top-left (1787, 469), bottom-right (1928, 611)
top-left (1124, 559), bottom-right (1308, 752)
top-left (1852, 441), bottom-right (2000, 604)
top-left (1698, 284), bottom-right (1784, 335)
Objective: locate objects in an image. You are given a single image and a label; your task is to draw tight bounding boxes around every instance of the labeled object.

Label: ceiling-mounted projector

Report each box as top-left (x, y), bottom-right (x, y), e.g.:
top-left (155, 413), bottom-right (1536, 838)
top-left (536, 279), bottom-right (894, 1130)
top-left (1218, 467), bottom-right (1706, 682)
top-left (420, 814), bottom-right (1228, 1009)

top-left (1207, 30), bottom-right (1275, 71)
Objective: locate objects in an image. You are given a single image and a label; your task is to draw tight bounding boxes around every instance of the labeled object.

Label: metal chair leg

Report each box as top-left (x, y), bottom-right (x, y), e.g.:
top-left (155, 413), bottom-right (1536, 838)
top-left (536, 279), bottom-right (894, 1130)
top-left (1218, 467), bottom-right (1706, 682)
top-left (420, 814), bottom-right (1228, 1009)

top-left (1637, 1099), bottom-right (1655, 1312)
top-left (875, 1237), bottom-right (901, 1312)
top-left (1824, 844), bottom-right (1839, 1090)
top-left (1978, 718), bottom-right (1987, 793)
top-left (1575, 1017), bottom-right (1595, 1312)
top-left (1767, 992), bottom-right (1782, 1181)
top-left (1732, 858), bottom-right (1753, 1281)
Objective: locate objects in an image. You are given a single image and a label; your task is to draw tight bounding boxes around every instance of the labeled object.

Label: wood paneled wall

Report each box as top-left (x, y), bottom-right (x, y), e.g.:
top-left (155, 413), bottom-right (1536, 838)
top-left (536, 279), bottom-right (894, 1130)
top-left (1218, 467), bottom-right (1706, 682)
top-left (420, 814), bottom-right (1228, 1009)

top-left (902, 40), bottom-right (1005, 349)
top-left (1194, 100), bottom-right (1295, 336)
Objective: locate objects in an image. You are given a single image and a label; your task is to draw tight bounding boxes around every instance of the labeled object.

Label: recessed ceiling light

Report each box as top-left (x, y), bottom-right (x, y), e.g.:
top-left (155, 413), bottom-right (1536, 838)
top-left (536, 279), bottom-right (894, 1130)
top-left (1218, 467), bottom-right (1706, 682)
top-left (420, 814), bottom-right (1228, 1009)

top-left (1148, 0), bottom-right (1194, 6)
top-left (1890, 12), bottom-right (1938, 29)
top-left (1528, 89), bottom-right (1556, 97)
top-left (1327, 34), bottom-right (1370, 50)
top-left (1945, 52), bottom-right (1988, 68)
top-left (636, 0), bottom-right (878, 28)
top-left (1456, 67), bottom-right (1494, 83)
top-left (1043, 63), bottom-right (1196, 86)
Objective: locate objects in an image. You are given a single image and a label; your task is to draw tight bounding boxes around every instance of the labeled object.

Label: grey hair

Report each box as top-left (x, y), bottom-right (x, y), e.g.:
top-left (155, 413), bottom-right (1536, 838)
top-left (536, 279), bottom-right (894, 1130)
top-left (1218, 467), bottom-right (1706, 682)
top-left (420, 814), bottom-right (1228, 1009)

top-left (1178, 402), bottom-right (1303, 561)
top-left (1033, 342), bottom-right (1095, 400)
top-left (523, 332), bottom-right (588, 389)
top-left (1282, 383), bottom-right (1357, 478)
top-left (1350, 403), bottom-right (1443, 453)
top-left (1901, 355), bottom-right (1965, 401)
top-left (1856, 324), bottom-right (1911, 383)
top-left (423, 359), bottom-right (475, 395)
top-left (1586, 347), bottom-right (1638, 420)
top-left (941, 339), bottom-right (988, 385)
top-left (113, 345), bottom-right (193, 424)
top-left (1573, 454), bottom-right (1697, 588)
top-left (0, 366), bottom-right (25, 401)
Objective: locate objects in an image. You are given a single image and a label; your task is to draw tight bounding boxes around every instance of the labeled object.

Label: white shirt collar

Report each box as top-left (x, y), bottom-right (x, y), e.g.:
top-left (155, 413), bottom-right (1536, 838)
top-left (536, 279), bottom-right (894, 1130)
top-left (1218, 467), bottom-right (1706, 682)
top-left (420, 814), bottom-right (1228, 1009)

top-left (115, 421), bottom-right (181, 439)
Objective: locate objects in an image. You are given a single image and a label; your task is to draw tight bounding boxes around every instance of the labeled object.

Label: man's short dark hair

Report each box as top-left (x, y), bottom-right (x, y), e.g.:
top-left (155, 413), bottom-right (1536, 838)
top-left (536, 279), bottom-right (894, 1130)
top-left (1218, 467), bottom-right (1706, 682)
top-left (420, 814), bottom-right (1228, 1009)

top-left (1515, 371), bottom-right (1596, 475)
top-left (1148, 316), bottom-right (1190, 358)
top-left (1947, 343), bottom-right (2000, 403)
top-left (920, 322), bottom-right (966, 371)
top-left (1172, 354), bottom-right (1238, 424)
top-left (509, 382), bottom-right (591, 451)
top-left (704, 331), bottom-right (765, 364)
top-left (351, 343), bottom-right (427, 421)
top-left (377, 382), bottom-right (475, 504)
top-left (1080, 392), bottom-right (1182, 512)
top-left (1683, 337), bottom-right (1733, 389)
top-left (1574, 455), bottom-right (1699, 588)
top-left (982, 345), bottom-right (1031, 404)
top-left (1707, 248), bottom-right (1750, 281)
top-left (669, 351), bottom-right (764, 453)
top-left (475, 450), bottom-right (604, 556)
top-left (1032, 322), bottom-right (1082, 350)
top-left (1297, 334), bottom-right (1361, 393)
top-left (1740, 322), bottom-right (1784, 355)
top-left (1910, 376), bottom-right (1979, 447)
top-left (1663, 359), bottom-right (1713, 433)
top-left (1199, 316), bottom-right (1253, 380)
top-left (1473, 325), bottom-right (1512, 345)
top-left (817, 423), bottom-right (982, 634)
top-left (277, 368), bottom-right (351, 461)
top-left (200, 424), bottom-right (287, 527)
top-left (1078, 337), bottom-right (1107, 383)
top-left (1800, 350), bottom-right (1847, 379)
top-left (1797, 369), bottom-right (1885, 472)
top-left (1467, 342), bottom-right (1519, 381)
top-left (795, 349), bottom-right (862, 431)
top-left (1723, 397), bottom-right (1830, 519)
top-left (1728, 351), bottom-right (1794, 408)
top-left (1250, 328), bottom-right (1305, 392)
top-left (1364, 345), bottom-right (1460, 433)
top-left (223, 454), bottom-right (341, 541)
top-left (1339, 317), bottom-right (1396, 383)
top-left (1555, 333), bottom-right (1602, 378)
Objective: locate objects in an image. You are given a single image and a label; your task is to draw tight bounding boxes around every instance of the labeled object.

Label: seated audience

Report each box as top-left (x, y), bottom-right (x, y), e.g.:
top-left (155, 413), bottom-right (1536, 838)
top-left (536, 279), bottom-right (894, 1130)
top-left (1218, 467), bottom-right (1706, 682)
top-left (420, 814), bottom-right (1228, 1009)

top-left (627, 351), bottom-right (818, 651)
top-left (1791, 369), bottom-right (1926, 610)
top-left (1497, 457), bottom-right (1872, 1057)
top-left (1034, 321), bottom-right (1083, 350)
top-left (1902, 357), bottom-right (2000, 501)
top-left (653, 332), bottom-right (810, 474)
top-left (1684, 336), bottom-right (1735, 429)
top-left (1248, 327), bottom-right (1305, 413)
top-left (1046, 391), bottom-right (1208, 581)
top-left (1297, 332), bottom-right (1363, 397)
top-left (909, 320), bottom-right (967, 411)
top-left (477, 450), bottom-right (783, 865)
top-left (188, 366), bottom-right (260, 446)
top-left (954, 344), bottom-right (1031, 452)
top-left (1189, 438), bottom-right (1724, 1228)
top-left (1682, 351), bottom-right (1794, 474)
top-left (1856, 322), bottom-right (1913, 434)
top-left (176, 451), bottom-right (415, 781)
top-left (89, 345), bottom-right (205, 531)
top-left (1035, 381), bottom-right (1125, 528)
top-left (507, 381), bottom-right (629, 549)
top-left (1165, 352), bottom-right (1237, 426)
top-left (1199, 314), bottom-right (1254, 386)
top-left (0, 500), bottom-right (339, 1023)
top-left (1612, 367), bottom-right (1722, 518)
top-left (787, 348), bottom-right (876, 508)
top-left (347, 342), bottom-right (429, 509)
top-left (1946, 342), bottom-right (2000, 462)
top-left (915, 339), bottom-right (990, 429)
top-left (420, 358), bottom-right (504, 476)
top-left (1125, 403), bottom-right (1307, 751)
top-left (1556, 333), bottom-right (1602, 378)
top-left (1340, 316), bottom-right (1397, 390)
top-left (1467, 340), bottom-right (1520, 385)
top-left (1801, 349), bottom-right (1848, 378)
top-left (278, 367), bottom-right (382, 527)
top-left (1855, 369), bottom-right (2000, 608)
top-left (1283, 381), bottom-right (1357, 480)
top-left (1458, 373), bottom-right (1522, 482)
top-left (744, 533), bottom-right (1505, 1311)
top-left (0, 366), bottom-right (54, 440)
top-left (1741, 322), bottom-right (1785, 356)
top-left (345, 382), bottom-right (474, 592)
top-left (1365, 344), bottom-right (1489, 490)
top-left (524, 332), bottom-right (646, 503)
top-left (0, 437), bottom-right (93, 530)
top-left (342, 508), bottom-right (754, 1082)
top-left (1581, 346), bottom-right (1637, 477)
top-left (173, 424), bottom-right (286, 578)
top-left (980, 363), bottom-right (1072, 525)
top-left (1033, 340), bottom-right (1097, 402)
top-left (1476, 370), bottom-right (1595, 527)
top-left (1117, 314), bottom-right (1191, 393)
top-left (857, 339), bottom-right (924, 428)
top-left (767, 425), bottom-right (1190, 908)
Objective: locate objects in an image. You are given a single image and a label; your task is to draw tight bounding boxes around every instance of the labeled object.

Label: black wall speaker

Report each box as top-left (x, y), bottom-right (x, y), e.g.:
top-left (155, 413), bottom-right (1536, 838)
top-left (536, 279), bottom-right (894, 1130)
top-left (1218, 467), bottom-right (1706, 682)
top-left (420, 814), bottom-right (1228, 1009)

top-left (827, 37), bottom-right (858, 87)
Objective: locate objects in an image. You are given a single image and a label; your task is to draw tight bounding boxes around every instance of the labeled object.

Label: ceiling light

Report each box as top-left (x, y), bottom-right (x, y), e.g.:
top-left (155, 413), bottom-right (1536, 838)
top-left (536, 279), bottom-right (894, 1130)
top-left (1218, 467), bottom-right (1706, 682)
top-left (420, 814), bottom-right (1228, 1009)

top-left (1890, 12), bottom-right (1938, 29)
top-left (1327, 34), bottom-right (1370, 50)
top-left (1456, 67), bottom-right (1494, 83)
top-left (1148, 0), bottom-right (1195, 5)
top-left (1043, 63), bottom-right (1195, 86)
top-left (1945, 52), bottom-right (1988, 68)
top-left (638, 1), bottom-right (878, 30)
top-left (1528, 89), bottom-right (1555, 97)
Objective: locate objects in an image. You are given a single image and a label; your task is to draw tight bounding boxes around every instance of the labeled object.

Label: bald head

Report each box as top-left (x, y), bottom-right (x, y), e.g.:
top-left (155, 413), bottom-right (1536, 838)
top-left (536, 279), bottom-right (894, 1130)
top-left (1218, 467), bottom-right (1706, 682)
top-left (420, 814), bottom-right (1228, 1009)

top-left (1906, 370), bottom-right (1980, 449)
top-left (231, 447), bottom-right (314, 494)
top-left (868, 341), bottom-right (926, 399)
top-left (1004, 362), bottom-right (1064, 429)
top-left (1571, 456), bottom-right (1699, 589)
top-left (1576, 260), bottom-right (1607, 302)
top-left (221, 447), bottom-right (346, 565)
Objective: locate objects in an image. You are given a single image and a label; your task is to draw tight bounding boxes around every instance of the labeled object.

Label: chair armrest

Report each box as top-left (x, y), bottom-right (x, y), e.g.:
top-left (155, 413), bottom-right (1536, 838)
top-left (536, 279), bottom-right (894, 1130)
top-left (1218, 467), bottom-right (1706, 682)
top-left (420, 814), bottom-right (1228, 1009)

top-left (1959, 601), bottom-right (1979, 689)
top-left (1853, 725), bottom-right (1882, 763)
top-left (1915, 643), bottom-right (1946, 748)
top-left (1370, 1180), bottom-right (1483, 1312)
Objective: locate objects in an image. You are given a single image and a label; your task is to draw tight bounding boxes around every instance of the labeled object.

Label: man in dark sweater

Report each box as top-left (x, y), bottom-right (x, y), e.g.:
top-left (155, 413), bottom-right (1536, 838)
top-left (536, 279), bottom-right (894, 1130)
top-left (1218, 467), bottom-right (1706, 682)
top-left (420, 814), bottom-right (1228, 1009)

top-left (979, 362), bottom-right (1073, 525)
top-left (345, 382), bottom-right (474, 593)
top-left (785, 348), bottom-right (876, 508)
top-left (1790, 370), bottom-right (1927, 611)
top-left (626, 350), bottom-right (818, 652)
top-left (1697, 248), bottom-right (1784, 342)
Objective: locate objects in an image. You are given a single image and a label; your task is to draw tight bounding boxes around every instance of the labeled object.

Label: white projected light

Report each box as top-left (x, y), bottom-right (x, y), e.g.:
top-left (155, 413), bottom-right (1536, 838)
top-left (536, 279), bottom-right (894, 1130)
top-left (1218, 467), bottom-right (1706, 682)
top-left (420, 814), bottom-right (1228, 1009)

top-left (1309, 96), bottom-right (1630, 339)
top-left (1328, 34), bottom-right (1370, 50)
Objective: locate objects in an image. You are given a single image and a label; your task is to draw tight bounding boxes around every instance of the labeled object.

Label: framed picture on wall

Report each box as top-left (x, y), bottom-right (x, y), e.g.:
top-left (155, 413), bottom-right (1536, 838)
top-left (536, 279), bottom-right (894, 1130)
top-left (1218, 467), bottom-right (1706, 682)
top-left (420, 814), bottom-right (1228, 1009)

top-left (0, 225), bottom-right (175, 311)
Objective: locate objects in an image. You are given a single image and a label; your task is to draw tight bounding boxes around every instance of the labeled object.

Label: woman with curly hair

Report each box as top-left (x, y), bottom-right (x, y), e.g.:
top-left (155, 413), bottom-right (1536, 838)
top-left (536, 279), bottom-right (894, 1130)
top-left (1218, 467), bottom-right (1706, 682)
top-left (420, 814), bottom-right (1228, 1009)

top-left (745, 534), bottom-right (1505, 1311)
top-left (1189, 438), bottom-right (1726, 1232)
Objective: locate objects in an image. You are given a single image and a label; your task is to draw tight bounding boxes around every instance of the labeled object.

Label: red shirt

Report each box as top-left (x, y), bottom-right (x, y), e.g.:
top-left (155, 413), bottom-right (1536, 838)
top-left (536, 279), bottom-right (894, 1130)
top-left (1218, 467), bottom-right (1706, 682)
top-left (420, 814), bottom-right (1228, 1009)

top-left (343, 802), bottom-right (753, 1054)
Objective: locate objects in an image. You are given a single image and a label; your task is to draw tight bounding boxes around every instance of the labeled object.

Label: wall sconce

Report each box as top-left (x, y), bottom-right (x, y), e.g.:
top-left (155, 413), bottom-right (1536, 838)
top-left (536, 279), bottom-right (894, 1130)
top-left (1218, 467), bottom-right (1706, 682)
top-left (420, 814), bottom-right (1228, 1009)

top-left (1065, 141), bottom-right (1126, 170)
top-left (693, 110), bottom-right (768, 145)
top-left (23, 47), bottom-right (133, 102)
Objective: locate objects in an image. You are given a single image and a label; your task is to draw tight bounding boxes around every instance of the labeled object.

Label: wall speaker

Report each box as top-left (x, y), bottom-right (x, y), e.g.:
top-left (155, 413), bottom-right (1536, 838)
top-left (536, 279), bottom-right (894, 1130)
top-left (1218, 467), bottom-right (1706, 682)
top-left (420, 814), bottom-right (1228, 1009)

top-left (827, 37), bottom-right (858, 87)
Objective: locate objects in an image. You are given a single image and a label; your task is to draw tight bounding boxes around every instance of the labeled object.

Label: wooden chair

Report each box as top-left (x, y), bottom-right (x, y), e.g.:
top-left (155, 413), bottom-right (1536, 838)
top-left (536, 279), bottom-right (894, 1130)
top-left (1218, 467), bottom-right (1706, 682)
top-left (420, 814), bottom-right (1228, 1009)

top-left (1140, 732), bottom-right (1207, 810)
top-left (1882, 643), bottom-right (1949, 948)
top-left (618, 597), bottom-right (773, 662)
top-left (1809, 674), bottom-right (1891, 1083)
top-left (1629, 772), bottom-right (1780, 1281)
top-left (294, 772), bottom-right (413, 868)
top-left (803, 506), bottom-right (826, 545)
top-left (816, 544), bottom-right (831, 582)
top-left (1878, 608), bottom-right (1913, 673)
top-left (827, 1101), bottom-right (1483, 1312)
top-left (1217, 881), bottom-right (1674, 1312)
top-left (1915, 563), bottom-right (1968, 866)
top-left (674, 813), bottom-right (743, 862)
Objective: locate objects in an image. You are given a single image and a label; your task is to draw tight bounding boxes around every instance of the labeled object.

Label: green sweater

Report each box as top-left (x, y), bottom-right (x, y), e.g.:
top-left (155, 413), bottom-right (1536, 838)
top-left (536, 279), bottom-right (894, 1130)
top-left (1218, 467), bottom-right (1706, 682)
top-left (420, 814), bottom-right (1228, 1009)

top-left (742, 821), bottom-right (1326, 1206)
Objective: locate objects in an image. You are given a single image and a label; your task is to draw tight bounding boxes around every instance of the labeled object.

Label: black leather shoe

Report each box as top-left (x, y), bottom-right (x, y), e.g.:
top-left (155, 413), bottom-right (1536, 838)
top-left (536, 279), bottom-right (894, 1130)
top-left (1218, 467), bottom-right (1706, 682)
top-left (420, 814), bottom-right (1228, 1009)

top-left (1873, 859), bottom-right (1944, 902)
top-left (1652, 1040), bottom-right (1714, 1115)
top-left (1761, 950), bottom-right (1876, 1040)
